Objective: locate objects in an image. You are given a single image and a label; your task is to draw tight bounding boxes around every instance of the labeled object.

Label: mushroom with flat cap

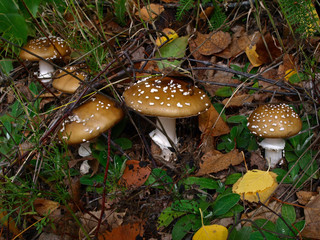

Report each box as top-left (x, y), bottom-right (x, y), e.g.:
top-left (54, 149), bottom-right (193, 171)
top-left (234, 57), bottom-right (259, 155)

top-left (123, 76), bottom-right (211, 160)
top-left (19, 36), bottom-right (71, 82)
top-left (53, 65), bottom-right (88, 94)
top-left (247, 103), bottom-right (302, 168)
top-left (60, 94), bottom-right (124, 145)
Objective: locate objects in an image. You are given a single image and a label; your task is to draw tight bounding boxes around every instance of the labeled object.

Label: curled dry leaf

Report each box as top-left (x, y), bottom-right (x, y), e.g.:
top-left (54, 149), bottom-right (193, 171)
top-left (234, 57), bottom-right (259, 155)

top-left (118, 160), bottom-right (151, 188)
top-left (196, 149), bottom-right (243, 176)
top-left (34, 198), bottom-right (60, 216)
top-left (302, 194), bottom-right (320, 239)
top-left (222, 94), bottom-right (254, 108)
top-left (98, 221), bottom-right (145, 240)
top-left (198, 105), bottom-right (230, 137)
top-left (296, 191), bottom-right (317, 205)
top-left (194, 31), bottom-right (231, 55)
top-left (136, 4), bottom-right (164, 22)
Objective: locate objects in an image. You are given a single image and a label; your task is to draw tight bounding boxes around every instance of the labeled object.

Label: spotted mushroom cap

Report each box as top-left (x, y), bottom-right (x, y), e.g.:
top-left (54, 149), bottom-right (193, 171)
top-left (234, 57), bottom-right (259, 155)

top-left (52, 66), bottom-right (87, 94)
top-left (123, 77), bottom-right (211, 118)
top-left (60, 94), bottom-right (124, 145)
top-left (19, 36), bottom-right (71, 61)
top-left (247, 103), bottom-right (302, 138)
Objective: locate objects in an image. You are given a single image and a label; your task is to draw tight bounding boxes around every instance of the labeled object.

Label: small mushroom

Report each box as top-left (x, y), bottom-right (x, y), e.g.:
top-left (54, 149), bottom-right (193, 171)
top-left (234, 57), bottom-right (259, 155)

top-left (247, 103), bottom-right (302, 168)
top-left (19, 36), bottom-right (71, 82)
top-left (52, 65), bottom-right (88, 93)
top-left (60, 94), bottom-right (124, 145)
top-left (123, 76), bottom-right (211, 160)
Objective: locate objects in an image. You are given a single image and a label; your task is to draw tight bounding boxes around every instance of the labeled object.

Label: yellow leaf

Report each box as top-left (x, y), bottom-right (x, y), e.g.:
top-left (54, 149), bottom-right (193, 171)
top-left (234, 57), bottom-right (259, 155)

top-left (232, 170), bottom-right (278, 203)
top-left (284, 69), bottom-right (297, 81)
top-left (193, 224), bottom-right (228, 240)
top-left (245, 45), bottom-right (263, 67)
top-left (155, 28), bottom-right (178, 47)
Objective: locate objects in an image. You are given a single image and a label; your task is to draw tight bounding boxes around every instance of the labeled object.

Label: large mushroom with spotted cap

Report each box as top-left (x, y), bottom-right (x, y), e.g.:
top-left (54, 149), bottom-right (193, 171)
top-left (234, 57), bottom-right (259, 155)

top-left (247, 103), bottom-right (302, 167)
top-left (123, 76), bottom-right (211, 160)
top-left (60, 94), bottom-right (124, 145)
top-left (19, 36), bottom-right (71, 82)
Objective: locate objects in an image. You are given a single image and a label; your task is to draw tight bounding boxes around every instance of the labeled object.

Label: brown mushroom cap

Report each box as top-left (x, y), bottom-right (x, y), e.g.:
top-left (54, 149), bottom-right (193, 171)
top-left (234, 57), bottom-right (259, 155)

top-left (247, 103), bottom-right (302, 138)
top-left (52, 66), bottom-right (87, 93)
top-left (19, 36), bottom-right (71, 61)
top-left (60, 94), bottom-right (124, 145)
top-left (123, 77), bottom-right (211, 118)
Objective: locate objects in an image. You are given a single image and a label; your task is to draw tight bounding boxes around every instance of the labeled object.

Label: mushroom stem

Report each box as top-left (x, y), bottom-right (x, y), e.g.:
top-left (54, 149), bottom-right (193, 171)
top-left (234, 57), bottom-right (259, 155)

top-left (149, 117), bottom-right (178, 148)
top-left (259, 138), bottom-right (285, 168)
top-left (38, 60), bottom-right (54, 82)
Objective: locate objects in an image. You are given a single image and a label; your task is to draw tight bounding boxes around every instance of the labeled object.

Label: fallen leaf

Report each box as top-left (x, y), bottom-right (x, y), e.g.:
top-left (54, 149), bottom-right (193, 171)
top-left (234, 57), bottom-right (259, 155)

top-left (118, 160), bottom-right (151, 188)
top-left (155, 28), bottom-right (179, 47)
top-left (136, 4), bottom-right (164, 22)
top-left (249, 152), bottom-right (265, 170)
top-left (245, 44), bottom-right (264, 67)
top-left (302, 194), bottom-right (320, 239)
top-left (222, 94), bottom-right (254, 108)
top-left (193, 224), bottom-right (228, 240)
top-left (198, 105), bottom-right (230, 137)
top-left (98, 221), bottom-right (145, 240)
top-left (0, 210), bottom-right (20, 237)
top-left (296, 191), bottom-right (317, 205)
top-left (232, 170), bottom-right (278, 203)
top-left (194, 31), bottom-right (231, 55)
top-left (34, 198), bottom-right (60, 216)
top-left (196, 149), bottom-right (243, 176)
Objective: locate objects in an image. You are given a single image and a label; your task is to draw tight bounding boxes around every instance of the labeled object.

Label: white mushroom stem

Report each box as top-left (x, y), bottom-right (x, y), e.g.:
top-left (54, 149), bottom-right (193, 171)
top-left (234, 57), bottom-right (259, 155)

top-left (259, 138), bottom-right (286, 168)
top-left (149, 117), bottom-right (178, 160)
top-left (38, 60), bottom-right (54, 82)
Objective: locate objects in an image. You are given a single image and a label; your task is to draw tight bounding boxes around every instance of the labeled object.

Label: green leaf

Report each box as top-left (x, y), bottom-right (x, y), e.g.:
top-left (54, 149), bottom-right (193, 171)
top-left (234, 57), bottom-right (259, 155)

top-left (229, 226), bottom-right (252, 240)
top-left (227, 115), bottom-right (247, 124)
top-left (113, 138), bottom-right (132, 150)
top-left (172, 214), bottom-right (197, 240)
top-left (288, 72), bottom-right (308, 84)
top-left (144, 168), bottom-right (173, 189)
top-left (18, 0), bottom-right (41, 17)
top-left (272, 168), bottom-right (293, 184)
top-left (281, 204), bottom-right (296, 224)
top-left (249, 231), bottom-right (278, 240)
top-left (0, 59), bottom-right (13, 75)
top-left (253, 219), bottom-right (276, 232)
top-left (80, 174), bottom-right (104, 186)
top-left (0, 0), bottom-right (18, 13)
top-left (171, 199), bottom-right (199, 214)
top-left (156, 36), bottom-right (188, 70)
top-left (218, 204), bottom-right (244, 218)
top-left (213, 193), bottom-right (240, 216)
top-left (180, 177), bottom-right (218, 190)
top-left (0, 13), bottom-right (28, 42)
top-left (157, 207), bottom-right (185, 228)
top-left (225, 173), bottom-right (242, 185)
top-left (276, 217), bottom-right (292, 237)
top-left (215, 86), bottom-right (234, 97)
top-left (285, 151), bottom-right (298, 163)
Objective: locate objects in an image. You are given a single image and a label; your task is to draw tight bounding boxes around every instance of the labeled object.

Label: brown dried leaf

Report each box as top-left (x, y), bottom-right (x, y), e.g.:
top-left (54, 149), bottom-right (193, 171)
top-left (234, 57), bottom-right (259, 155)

top-left (118, 160), bottom-right (151, 188)
top-left (302, 194), bottom-right (320, 239)
top-left (196, 149), bottom-right (243, 176)
top-left (249, 152), bottom-right (265, 170)
top-left (222, 94), bottom-right (254, 108)
top-left (296, 191), bottom-right (317, 205)
top-left (256, 33), bottom-right (282, 64)
top-left (98, 221), bottom-right (145, 240)
top-left (34, 198), bottom-right (60, 216)
top-left (194, 31), bottom-right (231, 55)
top-left (198, 105), bottom-right (230, 137)
top-left (136, 4), bottom-right (164, 22)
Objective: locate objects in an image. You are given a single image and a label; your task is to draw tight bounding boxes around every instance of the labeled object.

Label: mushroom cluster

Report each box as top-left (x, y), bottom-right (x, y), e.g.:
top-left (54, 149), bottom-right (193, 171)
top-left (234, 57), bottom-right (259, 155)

top-left (123, 76), bottom-right (211, 160)
top-left (19, 36), bottom-right (71, 82)
top-left (247, 103), bottom-right (302, 167)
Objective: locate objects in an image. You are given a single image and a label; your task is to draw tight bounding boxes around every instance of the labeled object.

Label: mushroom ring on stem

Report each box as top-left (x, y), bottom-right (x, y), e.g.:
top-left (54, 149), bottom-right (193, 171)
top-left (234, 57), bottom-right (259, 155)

top-left (123, 76), bottom-right (211, 160)
top-left (19, 36), bottom-right (71, 82)
top-left (247, 103), bottom-right (302, 168)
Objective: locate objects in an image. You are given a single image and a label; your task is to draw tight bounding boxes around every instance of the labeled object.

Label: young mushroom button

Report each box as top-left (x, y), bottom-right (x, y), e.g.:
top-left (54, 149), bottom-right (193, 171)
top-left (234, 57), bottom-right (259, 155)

top-left (247, 103), bottom-right (302, 168)
top-left (60, 94), bottom-right (124, 145)
top-left (123, 77), bottom-right (211, 160)
top-left (19, 36), bottom-right (71, 82)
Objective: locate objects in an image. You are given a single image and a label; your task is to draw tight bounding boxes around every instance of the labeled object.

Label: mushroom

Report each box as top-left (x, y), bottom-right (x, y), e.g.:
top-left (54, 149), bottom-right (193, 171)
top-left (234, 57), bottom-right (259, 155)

top-left (123, 76), bottom-right (211, 160)
top-left (52, 65), bottom-right (88, 93)
top-left (19, 36), bottom-right (71, 82)
top-left (247, 103), bottom-right (302, 168)
top-left (60, 94), bottom-right (124, 146)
